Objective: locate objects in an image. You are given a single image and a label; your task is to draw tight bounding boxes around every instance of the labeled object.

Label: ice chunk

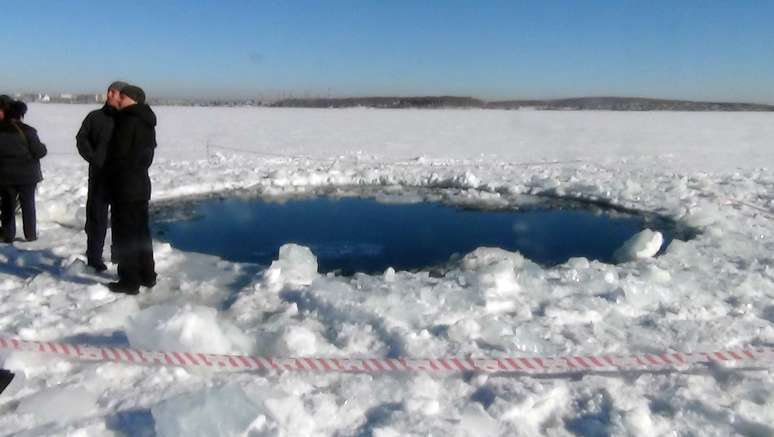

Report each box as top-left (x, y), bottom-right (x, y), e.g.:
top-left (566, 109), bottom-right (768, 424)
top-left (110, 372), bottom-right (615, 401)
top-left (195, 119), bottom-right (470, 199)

top-left (154, 383), bottom-right (318, 437)
top-left (126, 304), bottom-right (252, 354)
top-left (462, 248), bottom-right (524, 313)
top-left (263, 396), bottom-right (314, 436)
top-left (263, 244), bottom-right (318, 290)
top-left (405, 375), bottom-right (441, 415)
top-left (3, 350), bottom-right (74, 378)
top-left (641, 265), bottom-right (672, 283)
top-left (373, 428), bottom-right (402, 437)
top-left (63, 258), bottom-right (88, 276)
top-left (447, 318), bottom-right (482, 342)
top-left (274, 325), bottom-right (319, 356)
top-left (90, 296), bottom-right (141, 330)
top-left (153, 384), bottom-right (261, 437)
top-left (383, 267), bottom-right (396, 282)
top-left (458, 404), bottom-right (499, 436)
top-left (613, 229), bottom-right (663, 262)
top-left (461, 247), bottom-right (526, 271)
top-left (16, 385), bottom-right (98, 424)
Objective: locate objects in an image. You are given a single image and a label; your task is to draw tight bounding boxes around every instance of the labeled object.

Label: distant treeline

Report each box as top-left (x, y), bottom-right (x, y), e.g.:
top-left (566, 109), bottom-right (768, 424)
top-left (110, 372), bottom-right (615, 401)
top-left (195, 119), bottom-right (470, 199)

top-left (13, 93), bottom-right (774, 111)
top-left (271, 96), bottom-right (484, 109)
top-left (271, 96), bottom-right (774, 111)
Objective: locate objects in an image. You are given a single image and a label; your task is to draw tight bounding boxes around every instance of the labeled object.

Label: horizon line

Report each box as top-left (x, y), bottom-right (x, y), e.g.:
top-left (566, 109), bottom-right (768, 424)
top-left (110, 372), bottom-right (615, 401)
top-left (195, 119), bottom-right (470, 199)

top-left (10, 91), bottom-right (774, 107)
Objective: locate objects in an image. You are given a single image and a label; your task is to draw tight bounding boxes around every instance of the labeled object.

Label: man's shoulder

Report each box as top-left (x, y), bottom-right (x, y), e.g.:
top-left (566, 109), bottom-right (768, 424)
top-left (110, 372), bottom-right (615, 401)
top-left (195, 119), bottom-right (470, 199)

top-left (85, 107), bottom-right (114, 122)
top-left (18, 122), bottom-right (37, 134)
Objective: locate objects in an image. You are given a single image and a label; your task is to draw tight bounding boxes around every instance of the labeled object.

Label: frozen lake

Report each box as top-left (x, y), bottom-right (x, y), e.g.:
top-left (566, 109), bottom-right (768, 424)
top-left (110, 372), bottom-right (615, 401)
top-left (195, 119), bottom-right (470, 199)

top-left (1, 105), bottom-right (772, 436)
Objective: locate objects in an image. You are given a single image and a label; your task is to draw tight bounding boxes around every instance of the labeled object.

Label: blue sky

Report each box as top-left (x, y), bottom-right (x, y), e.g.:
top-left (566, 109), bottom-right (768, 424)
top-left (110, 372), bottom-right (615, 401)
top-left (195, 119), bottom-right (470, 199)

top-left (3, 0), bottom-right (774, 102)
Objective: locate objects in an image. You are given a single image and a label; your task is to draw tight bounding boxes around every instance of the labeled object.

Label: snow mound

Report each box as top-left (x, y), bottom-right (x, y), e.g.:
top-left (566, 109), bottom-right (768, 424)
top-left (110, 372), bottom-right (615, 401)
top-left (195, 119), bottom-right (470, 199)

top-left (153, 384), bottom-right (263, 437)
top-left (613, 229), bottom-right (664, 262)
top-left (126, 304), bottom-right (252, 354)
top-left (263, 243), bottom-right (318, 290)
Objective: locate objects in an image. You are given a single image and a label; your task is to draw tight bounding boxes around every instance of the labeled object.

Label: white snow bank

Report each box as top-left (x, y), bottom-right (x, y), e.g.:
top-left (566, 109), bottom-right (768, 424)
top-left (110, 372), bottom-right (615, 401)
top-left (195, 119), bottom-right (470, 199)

top-left (126, 304), bottom-right (253, 354)
top-left (613, 229), bottom-right (664, 262)
top-left (263, 243), bottom-right (318, 290)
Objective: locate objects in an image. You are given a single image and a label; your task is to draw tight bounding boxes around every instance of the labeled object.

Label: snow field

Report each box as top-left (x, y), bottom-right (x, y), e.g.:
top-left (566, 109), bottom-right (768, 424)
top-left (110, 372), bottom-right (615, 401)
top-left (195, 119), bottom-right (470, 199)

top-left (0, 104), bottom-right (772, 436)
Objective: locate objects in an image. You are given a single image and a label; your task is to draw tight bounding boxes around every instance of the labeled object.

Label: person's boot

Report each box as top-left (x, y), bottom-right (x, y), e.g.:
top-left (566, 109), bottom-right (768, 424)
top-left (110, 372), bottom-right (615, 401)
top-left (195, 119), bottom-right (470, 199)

top-left (0, 369), bottom-right (14, 395)
top-left (107, 281), bottom-right (140, 295)
top-left (88, 259), bottom-right (108, 272)
top-left (140, 272), bottom-right (157, 288)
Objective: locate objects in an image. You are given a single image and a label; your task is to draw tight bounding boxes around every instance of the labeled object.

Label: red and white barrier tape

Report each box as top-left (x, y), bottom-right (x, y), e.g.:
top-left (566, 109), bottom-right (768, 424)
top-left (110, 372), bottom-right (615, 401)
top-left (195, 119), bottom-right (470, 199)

top-left (718, 197), bottom-right (774, 220)
top-left (1, 337), bottom-right (772, 374)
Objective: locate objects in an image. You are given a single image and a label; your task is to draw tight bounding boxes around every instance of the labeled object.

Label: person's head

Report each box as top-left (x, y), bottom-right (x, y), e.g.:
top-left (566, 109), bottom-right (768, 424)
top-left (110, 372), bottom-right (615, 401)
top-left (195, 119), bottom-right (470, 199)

top-left (106, 81), bottom-right (129, 108)
top-left (0, 95), bottom-right (12, 121)
top-left (119, 85), bottom-right (145, 109)
top-left (7, 100), bottom-right (27, 121)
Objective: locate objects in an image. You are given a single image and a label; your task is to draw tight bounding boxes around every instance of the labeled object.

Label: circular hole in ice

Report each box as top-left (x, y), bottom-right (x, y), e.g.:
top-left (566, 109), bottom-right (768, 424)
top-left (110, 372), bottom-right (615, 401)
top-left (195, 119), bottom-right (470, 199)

top-left (151, 187), bottom-right (696, 276)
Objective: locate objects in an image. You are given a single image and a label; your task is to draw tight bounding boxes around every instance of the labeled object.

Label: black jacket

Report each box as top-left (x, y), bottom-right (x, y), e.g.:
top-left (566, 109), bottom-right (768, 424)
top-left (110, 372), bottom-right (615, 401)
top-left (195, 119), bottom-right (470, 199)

top-left (104, 103), bottom-right (157, 202)
top-left (0, 120), bottom-right (47, 185)
top-left (76, 105), bottom-right (116, 171)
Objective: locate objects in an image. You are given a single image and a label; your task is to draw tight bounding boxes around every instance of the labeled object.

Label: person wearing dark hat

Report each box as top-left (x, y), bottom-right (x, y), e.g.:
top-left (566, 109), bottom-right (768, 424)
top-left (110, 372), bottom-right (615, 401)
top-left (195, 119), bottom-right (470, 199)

top-left (76, 81), bottom-right (128, 271)
top-left (0, 95), bottom-right (12, 120)
top-left (0, 96), bottom-right (8, 237)
top-left (103, 84), bottom-right (157, 294)
top-left (0, 100), bottom-right (47, 243)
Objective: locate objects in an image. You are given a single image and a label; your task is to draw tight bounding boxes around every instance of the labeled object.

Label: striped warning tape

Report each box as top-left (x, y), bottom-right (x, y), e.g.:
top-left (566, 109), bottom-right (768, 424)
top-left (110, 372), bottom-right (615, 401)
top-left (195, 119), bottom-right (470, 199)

top-left (1, 337), bottom-right (772, 374)
top-left (717, 196), bottom-right (774, 220)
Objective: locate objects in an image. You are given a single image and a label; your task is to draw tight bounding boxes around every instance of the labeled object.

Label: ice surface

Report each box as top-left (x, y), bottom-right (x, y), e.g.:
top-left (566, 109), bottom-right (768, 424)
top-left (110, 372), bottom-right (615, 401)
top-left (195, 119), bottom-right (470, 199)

top-left (0, 105), bottom-right (772, 435)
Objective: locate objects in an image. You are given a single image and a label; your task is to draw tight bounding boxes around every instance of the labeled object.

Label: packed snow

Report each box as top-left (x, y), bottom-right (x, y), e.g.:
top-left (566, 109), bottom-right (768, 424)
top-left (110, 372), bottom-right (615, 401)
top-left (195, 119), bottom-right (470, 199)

top-left (0, 104), bottom-right (773, 436)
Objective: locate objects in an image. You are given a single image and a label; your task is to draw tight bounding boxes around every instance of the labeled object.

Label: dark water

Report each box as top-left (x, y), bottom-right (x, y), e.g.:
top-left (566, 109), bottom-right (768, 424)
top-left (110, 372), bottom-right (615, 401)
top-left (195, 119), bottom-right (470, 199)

top-left (152, 196), bottom-right (683, 275)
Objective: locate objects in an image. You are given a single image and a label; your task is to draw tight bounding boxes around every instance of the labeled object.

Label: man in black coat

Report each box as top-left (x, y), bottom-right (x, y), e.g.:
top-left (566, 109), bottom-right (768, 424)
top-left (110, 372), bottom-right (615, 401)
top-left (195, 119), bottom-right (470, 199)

top-left (104, 85), bottom-right (157, 294)
top-left (76, 81), bottom-right (128, 271)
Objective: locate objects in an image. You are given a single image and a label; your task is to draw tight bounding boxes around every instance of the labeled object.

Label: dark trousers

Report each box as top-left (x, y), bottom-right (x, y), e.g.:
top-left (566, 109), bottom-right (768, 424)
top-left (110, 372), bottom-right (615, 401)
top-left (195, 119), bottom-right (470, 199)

top-left (85, 174), bottom-right (110, 262)
top-left (111, 201), bottom-right (156, 285)
top-left (0, 184), bottom-right (37, 242)
top-left (0, 369), bottom-right (14, 394)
